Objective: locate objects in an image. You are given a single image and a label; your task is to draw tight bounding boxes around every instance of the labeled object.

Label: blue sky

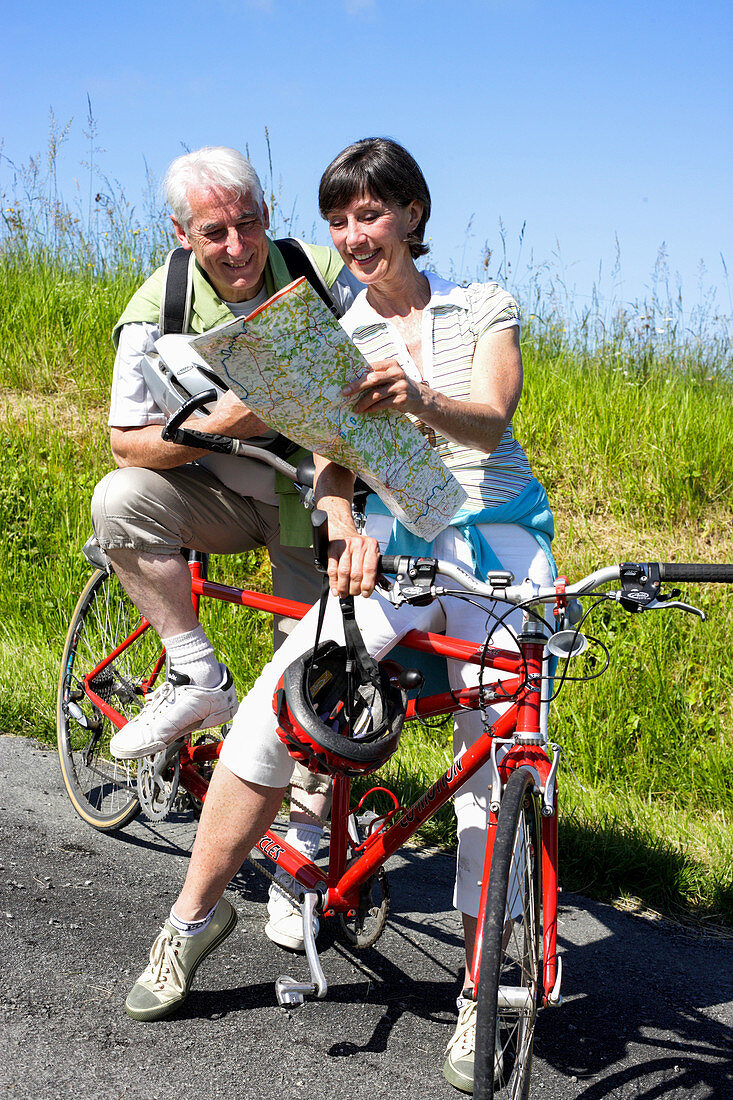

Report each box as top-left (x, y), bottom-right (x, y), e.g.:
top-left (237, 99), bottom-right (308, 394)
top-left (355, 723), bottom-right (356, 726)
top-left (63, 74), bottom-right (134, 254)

top-left (2, 0), bottom-right (731, 322)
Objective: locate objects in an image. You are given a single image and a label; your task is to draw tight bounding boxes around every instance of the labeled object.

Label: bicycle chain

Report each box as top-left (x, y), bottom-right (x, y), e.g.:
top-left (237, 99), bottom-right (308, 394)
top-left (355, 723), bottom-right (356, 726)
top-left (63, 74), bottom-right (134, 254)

top-left (238, 807), bottom-right (390, 949)
top-left (242, 852), bottom-right (302, 905)
top-left (243, 799), bottom-right (330, 906)
top-left (286, 791), bottom-right (331, 828)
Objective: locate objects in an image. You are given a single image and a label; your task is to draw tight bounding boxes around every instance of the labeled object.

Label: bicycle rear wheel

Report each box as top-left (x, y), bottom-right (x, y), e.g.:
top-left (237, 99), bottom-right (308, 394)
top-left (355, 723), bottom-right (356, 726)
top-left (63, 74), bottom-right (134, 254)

top-left (474, 767), bottom-right (542, 1099)
top-left (57, 568), bottom-right (165, 831)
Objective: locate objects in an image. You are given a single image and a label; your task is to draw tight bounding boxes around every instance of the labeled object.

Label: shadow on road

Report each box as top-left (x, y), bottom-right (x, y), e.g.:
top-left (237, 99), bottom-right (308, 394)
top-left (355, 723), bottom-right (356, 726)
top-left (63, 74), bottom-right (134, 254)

top-left (536, 898), bottom-right (733, 1098)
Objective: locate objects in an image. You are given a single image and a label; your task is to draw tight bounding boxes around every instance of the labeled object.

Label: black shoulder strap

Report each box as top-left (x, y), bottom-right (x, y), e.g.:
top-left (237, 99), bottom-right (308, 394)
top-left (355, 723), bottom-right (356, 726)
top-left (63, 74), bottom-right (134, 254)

top-left (159, 240), bottom-right (342, 332)
top-left (160, 248), bottom-right (194, 334)
top-left (275, 237), bottom-right (343, 319)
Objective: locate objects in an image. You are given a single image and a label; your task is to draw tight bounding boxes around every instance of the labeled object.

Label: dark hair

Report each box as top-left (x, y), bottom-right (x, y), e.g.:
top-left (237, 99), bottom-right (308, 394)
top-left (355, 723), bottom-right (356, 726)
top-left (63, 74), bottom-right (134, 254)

top-left (318, 137), bottom-right (431, 259)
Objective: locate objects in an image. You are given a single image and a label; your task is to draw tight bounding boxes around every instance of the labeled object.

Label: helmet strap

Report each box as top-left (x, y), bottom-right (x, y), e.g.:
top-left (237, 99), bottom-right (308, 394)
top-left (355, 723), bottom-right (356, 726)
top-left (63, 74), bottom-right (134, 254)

top-left (307, 584), bottom-right (382, 733)
top-left (308, 574), bottom-right (333, 676)
top-left (339, 597), bottom-right (382, 728)
top-left (308, 582), bottom-right (379, 688)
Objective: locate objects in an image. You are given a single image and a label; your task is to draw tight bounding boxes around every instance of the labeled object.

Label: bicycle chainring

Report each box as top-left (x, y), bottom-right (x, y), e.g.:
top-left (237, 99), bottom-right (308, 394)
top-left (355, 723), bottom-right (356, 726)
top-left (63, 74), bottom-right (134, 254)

top-left (337, 868), bottom-right (390, 949)
top-left (136, 752), bottom-right (181, 822)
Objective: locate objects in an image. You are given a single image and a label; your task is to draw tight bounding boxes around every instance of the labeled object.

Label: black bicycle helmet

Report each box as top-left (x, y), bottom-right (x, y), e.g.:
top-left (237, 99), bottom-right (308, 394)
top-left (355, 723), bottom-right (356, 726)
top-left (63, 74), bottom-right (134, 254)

top-left (274, 591), bottom-right (412, 779)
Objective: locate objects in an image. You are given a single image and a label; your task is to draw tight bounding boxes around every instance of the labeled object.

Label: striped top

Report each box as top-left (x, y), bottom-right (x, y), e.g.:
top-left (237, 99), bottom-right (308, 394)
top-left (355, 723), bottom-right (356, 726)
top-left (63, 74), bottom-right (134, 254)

top-left (340, 272), bottom-right (535, 510)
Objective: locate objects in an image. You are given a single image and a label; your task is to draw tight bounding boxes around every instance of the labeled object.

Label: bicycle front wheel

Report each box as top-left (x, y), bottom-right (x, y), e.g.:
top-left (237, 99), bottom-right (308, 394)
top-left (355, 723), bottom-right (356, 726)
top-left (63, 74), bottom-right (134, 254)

top-left (57, 568), bottom-right (165, 831)
top-left (474, 767), bottom-right (542, 1099)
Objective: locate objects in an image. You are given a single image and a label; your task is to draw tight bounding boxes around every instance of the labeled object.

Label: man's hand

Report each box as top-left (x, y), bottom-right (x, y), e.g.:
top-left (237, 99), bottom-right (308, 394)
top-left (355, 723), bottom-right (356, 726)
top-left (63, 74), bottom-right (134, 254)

top-left (200, 389), bottom-right (271, 440)
top-left (313, 456), bottom-right (381, 598)
top-left (111, 390), bottom-right (272, 470)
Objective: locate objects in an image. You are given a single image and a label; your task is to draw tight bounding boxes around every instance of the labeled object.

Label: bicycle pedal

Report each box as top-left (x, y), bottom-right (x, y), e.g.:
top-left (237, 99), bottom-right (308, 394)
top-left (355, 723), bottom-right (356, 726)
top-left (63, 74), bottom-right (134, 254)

top-left (276, 976), bottom-right (316, 1007)
top-left (274, 892), bottom-right (328, 1006)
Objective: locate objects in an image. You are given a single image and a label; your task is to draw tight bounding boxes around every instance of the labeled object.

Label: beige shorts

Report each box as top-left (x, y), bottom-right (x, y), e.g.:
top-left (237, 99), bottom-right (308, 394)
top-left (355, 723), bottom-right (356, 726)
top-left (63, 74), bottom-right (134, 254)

top-left (91, 462), bottom-right (329, 794)
top-left (91, 463), bottom-right (321, 646)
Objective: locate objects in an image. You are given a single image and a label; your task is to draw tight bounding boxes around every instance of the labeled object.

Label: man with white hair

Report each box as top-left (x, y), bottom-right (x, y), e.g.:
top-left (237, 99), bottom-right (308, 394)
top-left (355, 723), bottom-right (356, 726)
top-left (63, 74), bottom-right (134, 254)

top-left (91, 146), bottom-right (360, 949)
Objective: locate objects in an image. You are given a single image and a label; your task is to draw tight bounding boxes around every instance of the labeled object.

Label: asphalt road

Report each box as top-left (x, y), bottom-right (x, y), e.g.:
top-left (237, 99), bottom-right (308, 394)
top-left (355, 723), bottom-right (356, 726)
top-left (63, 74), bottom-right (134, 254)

top-left (1, 734), bottom-right (731, 1100)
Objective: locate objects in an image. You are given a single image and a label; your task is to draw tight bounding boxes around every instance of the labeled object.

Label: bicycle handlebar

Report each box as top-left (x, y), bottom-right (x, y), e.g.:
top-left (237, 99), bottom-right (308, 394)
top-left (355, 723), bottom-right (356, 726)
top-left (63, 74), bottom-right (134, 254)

top-left (377, 556), bottom-right (733, 610)
top-left (160, 390), bottom-right (302, 482)
top-left (659, 563), bottom-right (733, 583)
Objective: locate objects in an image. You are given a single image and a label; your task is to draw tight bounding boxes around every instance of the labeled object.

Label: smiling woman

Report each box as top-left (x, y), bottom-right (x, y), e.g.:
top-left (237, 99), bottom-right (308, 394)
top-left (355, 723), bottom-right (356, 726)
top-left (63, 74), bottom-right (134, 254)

top-left (325, 194), bottom-right (425, 301)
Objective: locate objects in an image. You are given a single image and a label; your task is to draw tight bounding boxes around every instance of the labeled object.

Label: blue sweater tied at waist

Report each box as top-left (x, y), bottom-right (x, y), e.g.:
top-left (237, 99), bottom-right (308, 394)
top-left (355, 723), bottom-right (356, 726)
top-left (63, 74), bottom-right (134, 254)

top-left (365, 476), bottom-right (557, 581)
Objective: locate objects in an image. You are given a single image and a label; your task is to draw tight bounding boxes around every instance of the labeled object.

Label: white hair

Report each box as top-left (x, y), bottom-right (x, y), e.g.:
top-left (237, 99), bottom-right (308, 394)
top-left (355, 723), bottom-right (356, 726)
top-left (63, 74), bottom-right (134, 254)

top-left (164, 146), bottom-right (265, 229)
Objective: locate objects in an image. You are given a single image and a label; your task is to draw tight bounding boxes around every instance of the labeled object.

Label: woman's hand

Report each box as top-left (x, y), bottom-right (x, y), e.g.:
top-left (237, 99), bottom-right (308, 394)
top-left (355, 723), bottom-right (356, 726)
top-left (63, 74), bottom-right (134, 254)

top-left (313, 456), bottom-right (381, 598)
top-left (340, 327), bottom-right (524, 455)
top-left (327, 532), bottom-right (381, 598)
top-left (342, 360), bottom-right (426, 416)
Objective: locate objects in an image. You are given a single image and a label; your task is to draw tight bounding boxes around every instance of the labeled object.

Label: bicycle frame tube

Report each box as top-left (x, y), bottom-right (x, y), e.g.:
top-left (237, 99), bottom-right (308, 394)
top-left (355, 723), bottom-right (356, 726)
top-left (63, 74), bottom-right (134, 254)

top-left (257, 701), bottom-right (525, 914)
top-left (82, 623), bottom-right (166, 727)
top-left (79, 567), bottom-right (526, 731)
top-left (191, 574), bottom-right (313, 620)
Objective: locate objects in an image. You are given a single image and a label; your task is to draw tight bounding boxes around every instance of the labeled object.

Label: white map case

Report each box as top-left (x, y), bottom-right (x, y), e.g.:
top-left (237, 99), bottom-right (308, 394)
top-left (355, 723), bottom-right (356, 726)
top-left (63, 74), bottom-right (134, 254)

top-left (156, 278), bottom-right (466, 540)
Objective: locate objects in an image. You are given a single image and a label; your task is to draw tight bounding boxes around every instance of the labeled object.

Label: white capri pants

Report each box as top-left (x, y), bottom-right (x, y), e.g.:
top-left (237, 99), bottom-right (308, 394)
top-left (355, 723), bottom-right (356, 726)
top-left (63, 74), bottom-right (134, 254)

top-left (220, 515), bottom-right (553, 917)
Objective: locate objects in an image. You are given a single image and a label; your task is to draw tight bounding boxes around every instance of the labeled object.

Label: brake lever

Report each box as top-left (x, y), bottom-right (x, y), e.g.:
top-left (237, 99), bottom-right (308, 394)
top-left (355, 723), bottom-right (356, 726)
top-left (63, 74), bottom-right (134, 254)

top-left (645, 598), bottom-right (706, 621)
top-left (384, 582), bottom-right (443, 608)
top-left (381, 557), bottom-right (441, 608)
top-left (610, 590), bottom-right (706, 620)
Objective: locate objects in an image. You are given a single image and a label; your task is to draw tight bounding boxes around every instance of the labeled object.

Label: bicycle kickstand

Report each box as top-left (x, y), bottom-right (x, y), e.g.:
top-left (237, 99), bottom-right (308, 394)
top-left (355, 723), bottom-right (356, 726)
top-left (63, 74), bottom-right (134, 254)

top-left (275, 891), bottom-right (328, 1006)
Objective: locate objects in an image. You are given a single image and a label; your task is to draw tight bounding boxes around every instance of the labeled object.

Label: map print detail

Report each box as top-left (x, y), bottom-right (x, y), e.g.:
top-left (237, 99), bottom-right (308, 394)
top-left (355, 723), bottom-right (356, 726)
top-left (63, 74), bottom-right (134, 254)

top-left (186, 279), bottom-right (466, 540)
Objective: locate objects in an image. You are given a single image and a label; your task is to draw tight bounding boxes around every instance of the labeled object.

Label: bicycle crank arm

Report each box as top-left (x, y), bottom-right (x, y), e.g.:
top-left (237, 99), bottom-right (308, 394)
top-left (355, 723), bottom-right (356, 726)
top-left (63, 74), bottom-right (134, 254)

top-left (275, 891), bottom-right (328, 1006)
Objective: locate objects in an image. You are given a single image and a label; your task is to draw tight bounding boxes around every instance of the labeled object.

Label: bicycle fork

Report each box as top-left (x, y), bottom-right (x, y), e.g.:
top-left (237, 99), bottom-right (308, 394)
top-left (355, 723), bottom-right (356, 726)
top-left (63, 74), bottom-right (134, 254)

top-left (470, 622), bottom-right (563, 1009)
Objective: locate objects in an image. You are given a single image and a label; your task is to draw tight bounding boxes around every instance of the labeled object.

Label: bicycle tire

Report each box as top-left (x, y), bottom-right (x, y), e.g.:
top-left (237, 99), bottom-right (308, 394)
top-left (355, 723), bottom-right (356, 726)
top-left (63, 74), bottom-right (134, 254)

top-left (57, 568), bottom-right (166, 831)
top-left (474, 767), bottom-right (542, 1099)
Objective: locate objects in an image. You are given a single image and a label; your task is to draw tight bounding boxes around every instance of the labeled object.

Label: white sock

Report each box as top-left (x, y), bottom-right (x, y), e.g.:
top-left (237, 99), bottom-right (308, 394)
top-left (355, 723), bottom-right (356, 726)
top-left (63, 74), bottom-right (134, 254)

top-left (169, 903), bottom-right (217, 937)
top-left (275, 821), bottom-right (323, 880)
top-left (163, 625), bottom-right (221, 688)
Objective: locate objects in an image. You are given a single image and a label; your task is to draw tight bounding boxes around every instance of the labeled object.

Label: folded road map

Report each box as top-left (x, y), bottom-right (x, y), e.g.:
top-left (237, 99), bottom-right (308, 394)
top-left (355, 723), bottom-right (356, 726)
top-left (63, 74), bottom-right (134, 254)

top-left (155, 278), bottom-right (466, 540)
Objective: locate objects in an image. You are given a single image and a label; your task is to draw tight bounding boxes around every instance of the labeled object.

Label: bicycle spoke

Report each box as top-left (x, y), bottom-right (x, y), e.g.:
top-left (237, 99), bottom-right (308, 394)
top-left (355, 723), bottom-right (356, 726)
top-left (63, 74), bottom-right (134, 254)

top-left (57, 570), bottom-right (164, 831)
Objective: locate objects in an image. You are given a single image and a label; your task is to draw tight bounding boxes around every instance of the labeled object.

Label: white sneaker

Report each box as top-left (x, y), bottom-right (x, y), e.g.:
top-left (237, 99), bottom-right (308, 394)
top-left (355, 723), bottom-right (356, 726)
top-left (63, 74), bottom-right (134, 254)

top-left (442, 998), bottom-right (503, 1092)
top-left (110, 666), bottom-right (238, 760)
top-left (443, 999), bottom-right (477, 1092)
top-left (264, 874), bottom-right (320, 952)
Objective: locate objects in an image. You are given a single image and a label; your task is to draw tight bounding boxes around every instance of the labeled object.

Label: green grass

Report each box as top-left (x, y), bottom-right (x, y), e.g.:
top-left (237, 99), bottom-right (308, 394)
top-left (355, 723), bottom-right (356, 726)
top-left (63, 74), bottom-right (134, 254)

top-left (519, 337), bottom-right (733, 526)
top-left (558, 782), bottom-right (733, 927)
top-left (1, 220), bottom-right (732, 926)
top-left (0, 255), bottom-right (139, 396)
